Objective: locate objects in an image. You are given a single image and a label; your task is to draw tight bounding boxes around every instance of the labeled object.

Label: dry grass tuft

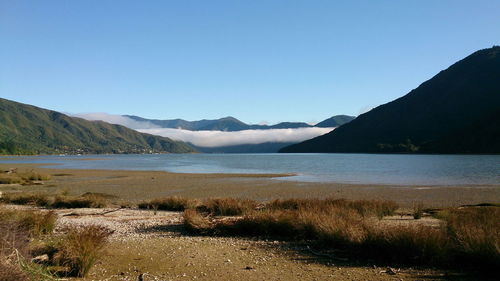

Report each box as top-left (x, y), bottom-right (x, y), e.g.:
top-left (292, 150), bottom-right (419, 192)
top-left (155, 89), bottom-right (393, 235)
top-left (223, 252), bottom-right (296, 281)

top-left (138, 196), bottom-right (199, 211)
top-left (54, 225), bottom-right (112, 277)
top-left (18, 211), bottom-right (57, 236)
top-left (51, 195), bottom-right (107, 209)
top-left (183, 209), bottom-right (212, 233)
top-left (364, 224), bottom-right (449, 264)
top-left (183, 199), bottom-right (499, 270)
top-left (0, 169), bottom-right (51, 185)
top-left (1, 192), bottom-right (51, 207)
top-left (0, 207), bottom-right (58, 280)
top-left (0, 209), bottom-right (56, 237)
top-left (413, 202), bottom-right (425, 219)
top-left (0, 258), bottom-right (29, 281)
top-left (0, 176), bottom-right (22, 184)
top-left (267, 198), bottom-right (398, 219)
top-left (443, 207), bottom-right (499, 268)
top-left (1, 192), bottom-right (109, 209)
top-left (203, 198), bottom-right (258, 216)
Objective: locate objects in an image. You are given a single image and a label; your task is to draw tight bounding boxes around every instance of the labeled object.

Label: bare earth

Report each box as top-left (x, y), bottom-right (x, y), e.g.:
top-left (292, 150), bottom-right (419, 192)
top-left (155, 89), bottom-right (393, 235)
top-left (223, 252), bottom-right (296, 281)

top-left (1, 163), bottom-right (499, 280)
top-left (6, 205), bottom-right (470, 281)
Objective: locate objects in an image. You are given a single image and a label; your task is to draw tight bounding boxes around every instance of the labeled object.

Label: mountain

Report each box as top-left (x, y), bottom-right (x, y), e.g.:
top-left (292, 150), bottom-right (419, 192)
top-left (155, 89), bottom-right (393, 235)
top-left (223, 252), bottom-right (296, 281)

top-left (315, 115), bottom-right (356, 128)
top-left (281, 46), bottom-right (500, 154)
top-left (0, 98), bottom-right (195, 155)
top-left (125, 115), bottom-right (354, 131)
top-left (125, 115), bottom-right (250, 131)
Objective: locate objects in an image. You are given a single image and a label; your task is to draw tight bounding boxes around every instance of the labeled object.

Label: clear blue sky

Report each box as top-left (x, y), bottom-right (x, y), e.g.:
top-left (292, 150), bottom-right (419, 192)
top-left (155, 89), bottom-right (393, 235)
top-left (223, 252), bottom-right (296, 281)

top-left (1, 0), bottom-right (499, 124)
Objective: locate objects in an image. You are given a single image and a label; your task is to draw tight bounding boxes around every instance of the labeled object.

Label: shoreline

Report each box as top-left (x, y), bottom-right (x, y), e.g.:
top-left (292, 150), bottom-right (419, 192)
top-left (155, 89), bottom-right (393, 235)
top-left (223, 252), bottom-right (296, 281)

top-left (2, 159), bottom-right (499, 187)
top-left (1, 163), bottom-right (499, 208)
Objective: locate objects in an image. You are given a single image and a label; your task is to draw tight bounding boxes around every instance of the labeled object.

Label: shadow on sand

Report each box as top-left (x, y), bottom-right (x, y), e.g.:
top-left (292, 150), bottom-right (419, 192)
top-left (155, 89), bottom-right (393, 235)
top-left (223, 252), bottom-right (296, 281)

top-left (135, 222), bottom-right (494, 281)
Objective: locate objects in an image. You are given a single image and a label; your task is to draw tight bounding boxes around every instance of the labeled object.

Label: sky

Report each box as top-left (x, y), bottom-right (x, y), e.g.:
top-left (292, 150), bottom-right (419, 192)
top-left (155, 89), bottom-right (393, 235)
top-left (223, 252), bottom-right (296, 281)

top-left (1, 0), bottom-right (499, 125)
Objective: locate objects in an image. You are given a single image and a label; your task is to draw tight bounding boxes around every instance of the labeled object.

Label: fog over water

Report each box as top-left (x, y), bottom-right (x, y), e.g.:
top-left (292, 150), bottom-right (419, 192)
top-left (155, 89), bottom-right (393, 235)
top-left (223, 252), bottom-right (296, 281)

top-left (138, 127), bottom-right (334, 147)
top-left (74, 113), bottom-right (334, 147)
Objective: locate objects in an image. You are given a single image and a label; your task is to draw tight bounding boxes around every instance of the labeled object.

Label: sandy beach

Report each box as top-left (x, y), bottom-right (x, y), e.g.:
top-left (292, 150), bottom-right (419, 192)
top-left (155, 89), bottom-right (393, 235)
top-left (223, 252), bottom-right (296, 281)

top-left (1, 163), bottom-right (498, 208)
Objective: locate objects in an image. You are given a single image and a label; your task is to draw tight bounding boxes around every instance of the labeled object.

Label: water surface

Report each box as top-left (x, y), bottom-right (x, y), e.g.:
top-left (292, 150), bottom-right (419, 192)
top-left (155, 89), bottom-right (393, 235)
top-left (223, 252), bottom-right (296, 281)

top-left (1, 154), bottom-right (499, 186)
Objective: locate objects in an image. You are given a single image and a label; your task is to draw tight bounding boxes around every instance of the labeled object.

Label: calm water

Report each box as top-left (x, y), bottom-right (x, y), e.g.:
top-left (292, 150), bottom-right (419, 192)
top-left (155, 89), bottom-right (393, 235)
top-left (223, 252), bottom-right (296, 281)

top-left (1, 154), bottom-right (499, 186)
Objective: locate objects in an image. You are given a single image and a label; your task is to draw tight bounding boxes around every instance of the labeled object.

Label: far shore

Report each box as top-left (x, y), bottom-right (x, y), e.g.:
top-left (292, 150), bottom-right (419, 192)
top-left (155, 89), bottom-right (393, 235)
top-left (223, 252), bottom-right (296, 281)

top-left (1, 163), bottom-right (499, 208)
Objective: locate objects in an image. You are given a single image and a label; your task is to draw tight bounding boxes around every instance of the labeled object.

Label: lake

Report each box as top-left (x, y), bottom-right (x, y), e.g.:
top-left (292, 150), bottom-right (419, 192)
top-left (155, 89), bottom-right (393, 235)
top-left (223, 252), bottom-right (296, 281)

top-left (1, 154), bottom-right (499, 186)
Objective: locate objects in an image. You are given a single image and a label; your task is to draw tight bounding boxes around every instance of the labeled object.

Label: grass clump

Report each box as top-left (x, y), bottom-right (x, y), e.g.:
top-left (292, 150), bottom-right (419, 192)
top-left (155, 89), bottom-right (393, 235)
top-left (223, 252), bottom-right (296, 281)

top-left (17, 211), bottom-right (57, 236)
top-left (1, 192), bottom-right (51, 207)
top-left (1, 207), bottom-right (112, 278)
top-left (0, 209), bottom-right (56, 237)
top-left (138, 196), bottom-right (198, 211)
top-left (0, 176), bottom-right (22, 184)
top-left (413, 202), bottom-right (425, 219)
top-left (0, 208), bottom-right (58, 280)
top-left (203, 198), bottom-right (258, 216)
top-left (1, 192), bottom-right (109, 208)
top-left (183, 209), bottom-right (212, 233)
top-left (444, 207), bottom-right (499, 268)
top-left (363, 224), bottom-right (449, 264)
top-left (266, 198), bottom-right (398, 219)
top-left (0, 258), bottom-right (29, 281)
top-left (51, 195), bottom-right (106, 209)
top-left (54, 225), bottom-right (112, 277)
top-left (216, 205), bottom-right (368, 244)
top-left (184, 198), bottom-right (499, 270)
top-left (226, 209), bottom-right (312, 238)
top-left (0, 169), bottom-right (51, 185)
top-left (20, 171), bottom-right (51, 182)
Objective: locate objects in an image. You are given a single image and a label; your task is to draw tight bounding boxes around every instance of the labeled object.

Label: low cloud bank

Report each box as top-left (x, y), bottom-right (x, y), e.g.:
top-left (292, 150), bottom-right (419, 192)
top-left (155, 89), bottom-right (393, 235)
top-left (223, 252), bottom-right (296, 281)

top-left (138, 127), bottom-right (334, 147)
top-left (73, 113), bottom-right (159, 129)
top-left (75, 113), bottom-right (334, 147)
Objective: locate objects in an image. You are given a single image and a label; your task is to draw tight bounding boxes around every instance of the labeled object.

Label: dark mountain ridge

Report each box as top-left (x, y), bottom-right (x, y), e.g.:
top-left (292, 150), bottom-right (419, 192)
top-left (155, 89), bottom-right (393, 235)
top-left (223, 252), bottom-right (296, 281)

top-left (315, 115), bottom-right (356, 128)
top-left (126, 115), bottom-right (354, 131)
top-left (281, 46), bottom-right (500, 154)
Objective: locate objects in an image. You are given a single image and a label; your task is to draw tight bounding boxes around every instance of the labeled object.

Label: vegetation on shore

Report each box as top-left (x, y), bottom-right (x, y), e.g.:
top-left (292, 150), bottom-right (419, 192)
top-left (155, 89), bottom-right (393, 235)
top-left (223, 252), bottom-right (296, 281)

top-left (0, 169), bottom-right (51, 185)
top-left (2, 190), bottom-right (499, 275)
top-left (0, 206), bottom-right (112, 280)
top-left (1, 192), bottom-right (110, 209)
top-left (181, 198), bottom-right (499, 270)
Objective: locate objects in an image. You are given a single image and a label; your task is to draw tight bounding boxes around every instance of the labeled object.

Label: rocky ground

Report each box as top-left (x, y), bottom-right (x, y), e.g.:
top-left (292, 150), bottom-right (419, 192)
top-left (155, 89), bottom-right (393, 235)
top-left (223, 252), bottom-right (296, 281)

top-left (8, 206), bottom-right (472, 281)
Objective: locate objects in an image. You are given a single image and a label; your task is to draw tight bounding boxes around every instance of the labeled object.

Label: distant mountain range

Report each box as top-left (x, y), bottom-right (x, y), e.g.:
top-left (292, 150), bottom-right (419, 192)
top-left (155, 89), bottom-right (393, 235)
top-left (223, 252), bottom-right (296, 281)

top-left (123, 115), bottom-right (355, 153)
top-left (281, 46), bottom-right (500, 154)
top-left (125, 115), bottom-right (355, 131)
top-left (0, 98), bottom-right (195, 155)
